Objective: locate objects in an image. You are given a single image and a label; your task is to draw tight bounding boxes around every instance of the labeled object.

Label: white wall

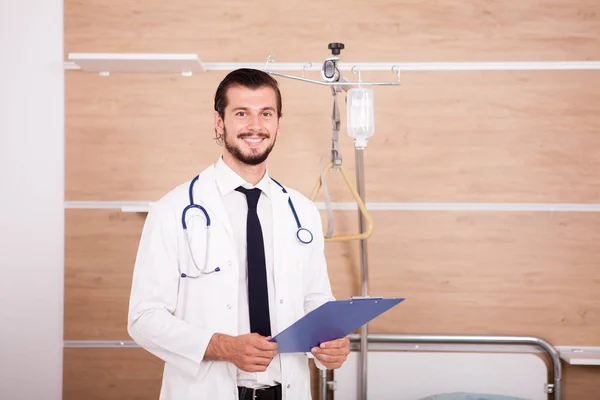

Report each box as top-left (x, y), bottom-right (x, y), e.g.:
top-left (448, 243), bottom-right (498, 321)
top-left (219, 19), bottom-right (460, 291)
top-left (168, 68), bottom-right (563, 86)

top-left (0, 1), bottom-right (64, 399)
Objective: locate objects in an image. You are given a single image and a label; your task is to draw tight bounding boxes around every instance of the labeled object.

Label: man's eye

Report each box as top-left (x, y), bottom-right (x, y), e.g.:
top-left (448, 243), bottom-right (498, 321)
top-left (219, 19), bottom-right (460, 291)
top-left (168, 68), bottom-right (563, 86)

top-left (236, 111), bottom-right (246, 117)
top-left (263, 112), bottom-right (272, 117)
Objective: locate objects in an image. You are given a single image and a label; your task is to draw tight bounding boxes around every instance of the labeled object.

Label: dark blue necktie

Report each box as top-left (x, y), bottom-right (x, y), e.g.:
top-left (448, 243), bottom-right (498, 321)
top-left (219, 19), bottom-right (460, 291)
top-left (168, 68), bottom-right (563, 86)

top-left (235, 186), bottom-right (271, 337)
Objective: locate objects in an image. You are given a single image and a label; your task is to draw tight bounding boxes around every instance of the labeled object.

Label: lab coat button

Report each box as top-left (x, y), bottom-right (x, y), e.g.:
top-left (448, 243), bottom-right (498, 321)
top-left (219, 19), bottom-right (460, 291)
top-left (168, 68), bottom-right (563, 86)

top-left (279, 299), bottom-right (284, 304)
top-left (228, 260), bottom-right (232, 266)
top-left (287, 384), bottom-right (291, 389)
top-left (227, 304), bottom-right (232, 309)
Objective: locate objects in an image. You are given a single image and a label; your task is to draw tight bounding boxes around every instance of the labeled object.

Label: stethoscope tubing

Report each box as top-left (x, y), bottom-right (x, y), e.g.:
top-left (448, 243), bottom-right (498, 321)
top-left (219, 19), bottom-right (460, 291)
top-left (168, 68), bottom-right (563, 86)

top-left (181, 175), bottom-right (312, 278)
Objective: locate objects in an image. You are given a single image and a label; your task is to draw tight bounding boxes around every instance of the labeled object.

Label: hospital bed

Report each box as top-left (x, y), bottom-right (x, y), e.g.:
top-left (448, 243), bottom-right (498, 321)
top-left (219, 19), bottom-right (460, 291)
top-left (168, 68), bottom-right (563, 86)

top-left (319, 334), bottom-right (561, 400)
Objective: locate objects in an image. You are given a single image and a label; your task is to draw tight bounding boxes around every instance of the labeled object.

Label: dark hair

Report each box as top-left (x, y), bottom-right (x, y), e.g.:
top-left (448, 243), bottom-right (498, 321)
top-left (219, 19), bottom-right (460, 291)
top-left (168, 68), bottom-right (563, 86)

top-left (213, 68), bottom-right (282, 144)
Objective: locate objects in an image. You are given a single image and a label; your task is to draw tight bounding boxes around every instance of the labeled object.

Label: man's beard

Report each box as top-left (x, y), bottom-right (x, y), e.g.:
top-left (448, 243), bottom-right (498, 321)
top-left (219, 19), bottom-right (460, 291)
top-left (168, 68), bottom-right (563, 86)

top-left (223, 127), bottom-right (277, 166)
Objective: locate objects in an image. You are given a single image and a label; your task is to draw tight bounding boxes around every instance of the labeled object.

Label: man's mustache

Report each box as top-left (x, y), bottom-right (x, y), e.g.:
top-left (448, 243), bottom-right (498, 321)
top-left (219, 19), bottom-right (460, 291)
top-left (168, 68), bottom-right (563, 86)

top-left (238, 133), bottom-right (270, 139)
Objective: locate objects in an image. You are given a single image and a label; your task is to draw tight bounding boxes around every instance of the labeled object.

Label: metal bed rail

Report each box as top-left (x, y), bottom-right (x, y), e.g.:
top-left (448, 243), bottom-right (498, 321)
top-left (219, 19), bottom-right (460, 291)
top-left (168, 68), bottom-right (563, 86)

top-left (319, 333), bottom-right (562, 400)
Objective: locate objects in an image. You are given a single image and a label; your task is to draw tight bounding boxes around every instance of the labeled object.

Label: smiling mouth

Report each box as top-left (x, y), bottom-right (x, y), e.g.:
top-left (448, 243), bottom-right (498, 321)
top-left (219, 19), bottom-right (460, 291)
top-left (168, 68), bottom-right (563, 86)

top-left (240, 135), bottom-right (268, 147)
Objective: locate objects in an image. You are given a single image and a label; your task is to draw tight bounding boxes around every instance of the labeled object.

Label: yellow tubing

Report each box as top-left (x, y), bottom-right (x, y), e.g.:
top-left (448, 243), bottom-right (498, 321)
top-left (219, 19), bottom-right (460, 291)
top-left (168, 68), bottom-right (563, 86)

top-left (309, 163), bottom-right (374, 242)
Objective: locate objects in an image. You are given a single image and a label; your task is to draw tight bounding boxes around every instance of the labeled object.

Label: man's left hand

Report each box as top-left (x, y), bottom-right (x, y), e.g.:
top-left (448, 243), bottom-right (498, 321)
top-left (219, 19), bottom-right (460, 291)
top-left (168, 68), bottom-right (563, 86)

top-left (311, 337), bottom-right (350, 369)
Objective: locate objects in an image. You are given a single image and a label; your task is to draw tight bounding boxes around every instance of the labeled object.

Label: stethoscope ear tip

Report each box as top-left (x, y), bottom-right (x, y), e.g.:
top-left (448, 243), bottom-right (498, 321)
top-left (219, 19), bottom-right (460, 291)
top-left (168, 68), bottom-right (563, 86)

top-left (181, 273), bottom-right (187, 278)
top-left (214, 267), bottom-right (221, 272)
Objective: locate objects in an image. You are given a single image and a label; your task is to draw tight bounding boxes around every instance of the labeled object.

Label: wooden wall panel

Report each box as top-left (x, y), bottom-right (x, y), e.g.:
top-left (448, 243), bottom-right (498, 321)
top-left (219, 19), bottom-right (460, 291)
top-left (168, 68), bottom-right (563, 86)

top-left (64, 0), bottom-right (600, 62)
top-left (66, 70), bottom-right (600, 203)
top-left (325, 211), bottom-right (600, 346)
top-left (65, 208), bottom-right (600, 346)
top-left (64, 0), bottom-right (600, 396)
top-left (64, 209), bottom-right (145, 340)
top-left (63, 348), bottom-right (163, 400)
top-left (563, 364), bottom-right (600, 399)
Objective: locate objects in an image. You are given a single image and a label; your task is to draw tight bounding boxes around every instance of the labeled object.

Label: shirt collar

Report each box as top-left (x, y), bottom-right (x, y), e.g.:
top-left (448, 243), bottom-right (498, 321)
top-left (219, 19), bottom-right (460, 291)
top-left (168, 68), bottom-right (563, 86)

top-left (214, 157), bottom-right (272, 199)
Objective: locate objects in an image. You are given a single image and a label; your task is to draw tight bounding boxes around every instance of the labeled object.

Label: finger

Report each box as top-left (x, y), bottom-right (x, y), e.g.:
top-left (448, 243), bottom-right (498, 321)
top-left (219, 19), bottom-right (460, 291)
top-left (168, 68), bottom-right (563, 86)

top-left (314, 346), bottom-right (349, 356)
top-left (318, 348), bottom-right (349, 356)
top-left (319, 337), bottom-right (349, 349)
top-left (313, 347), bottom-right (349, 361)
top-left (248, 347), bottom-right (278, 359)
top-left (322, 362), bottom-right (343, 370)
top-left (258, 350), bottom-right (278, 359)
top-left (246, 356), bottom-right (272, 366)
top-left (254, 338), bottom-right (278, 351)
top-left (313, 352), bottom-right (347, 363)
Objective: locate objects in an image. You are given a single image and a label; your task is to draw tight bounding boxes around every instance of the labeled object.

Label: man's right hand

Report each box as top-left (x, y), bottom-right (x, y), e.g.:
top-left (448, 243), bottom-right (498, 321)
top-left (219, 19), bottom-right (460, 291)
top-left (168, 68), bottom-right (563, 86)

top-left (205, 333), bottom-right (278, 372)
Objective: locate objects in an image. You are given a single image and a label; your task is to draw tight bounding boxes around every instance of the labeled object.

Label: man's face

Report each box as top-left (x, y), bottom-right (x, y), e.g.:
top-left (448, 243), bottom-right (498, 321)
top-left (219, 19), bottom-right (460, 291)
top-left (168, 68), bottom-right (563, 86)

top-left (215, 85), bottom-right (281, 166)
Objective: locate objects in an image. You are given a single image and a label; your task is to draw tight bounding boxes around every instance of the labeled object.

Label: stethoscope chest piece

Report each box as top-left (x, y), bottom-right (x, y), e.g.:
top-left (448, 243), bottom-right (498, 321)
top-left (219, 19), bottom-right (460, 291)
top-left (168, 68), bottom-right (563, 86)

top-left (297, 227), bottom-right (313, 244)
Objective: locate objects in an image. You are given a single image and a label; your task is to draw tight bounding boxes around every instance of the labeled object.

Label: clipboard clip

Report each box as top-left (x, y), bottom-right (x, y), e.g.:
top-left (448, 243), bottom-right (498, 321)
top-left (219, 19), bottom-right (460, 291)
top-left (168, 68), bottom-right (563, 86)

top-left (349, 296), bottom-right (384, 304)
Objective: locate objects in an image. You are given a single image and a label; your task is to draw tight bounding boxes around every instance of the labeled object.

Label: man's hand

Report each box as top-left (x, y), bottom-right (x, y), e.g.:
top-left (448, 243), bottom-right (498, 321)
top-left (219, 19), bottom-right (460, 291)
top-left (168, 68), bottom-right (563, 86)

top-left (311, 337), bottom-right (350, 369)
top-left (205, 333), bottom-right (278, 372)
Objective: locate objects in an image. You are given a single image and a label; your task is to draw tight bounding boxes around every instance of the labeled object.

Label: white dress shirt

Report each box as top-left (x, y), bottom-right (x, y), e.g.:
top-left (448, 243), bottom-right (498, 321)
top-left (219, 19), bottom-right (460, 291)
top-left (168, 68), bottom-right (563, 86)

top-left (213, 157), bottom-right (281, 388)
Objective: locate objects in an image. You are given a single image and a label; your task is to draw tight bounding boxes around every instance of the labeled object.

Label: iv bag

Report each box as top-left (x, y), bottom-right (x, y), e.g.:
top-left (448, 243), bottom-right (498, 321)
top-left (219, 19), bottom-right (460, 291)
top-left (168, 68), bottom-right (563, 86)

top-left (346, 87), bottom-right (374, 149)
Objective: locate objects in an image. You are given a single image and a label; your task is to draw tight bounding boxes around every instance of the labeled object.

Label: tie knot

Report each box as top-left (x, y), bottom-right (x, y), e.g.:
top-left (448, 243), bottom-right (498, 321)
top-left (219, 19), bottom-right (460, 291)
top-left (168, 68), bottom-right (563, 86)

top-left (236, 186), bottom-right (261, 209)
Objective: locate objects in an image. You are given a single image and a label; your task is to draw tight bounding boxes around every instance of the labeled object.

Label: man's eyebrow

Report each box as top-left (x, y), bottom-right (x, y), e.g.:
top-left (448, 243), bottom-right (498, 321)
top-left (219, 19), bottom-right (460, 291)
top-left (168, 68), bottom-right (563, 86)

top-left (231, 106), bottom-right (276, 111)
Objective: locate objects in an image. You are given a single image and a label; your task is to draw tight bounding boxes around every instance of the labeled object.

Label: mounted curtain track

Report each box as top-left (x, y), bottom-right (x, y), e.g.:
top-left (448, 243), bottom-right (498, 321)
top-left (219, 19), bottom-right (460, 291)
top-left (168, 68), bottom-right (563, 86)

top-left (64, 340), bottom-right (139, 348)
top-left (206, 61), bottom-right (600, 72)
top-left (556, 346), bottom-right (600, 366)
top-left (64, 201), bottom-right (600, 213)
top-left (65, 53), bottom-right (205, 75)
top-left (63, 53), bottom-right (600, 74)
top-left (65, 201), bottom-right (153, 213)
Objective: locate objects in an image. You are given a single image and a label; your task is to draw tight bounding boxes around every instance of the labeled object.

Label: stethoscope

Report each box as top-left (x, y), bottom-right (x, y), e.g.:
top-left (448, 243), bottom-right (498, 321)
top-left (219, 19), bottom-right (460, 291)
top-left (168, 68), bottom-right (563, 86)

top-left (181, 175), bottom-right (313, 279)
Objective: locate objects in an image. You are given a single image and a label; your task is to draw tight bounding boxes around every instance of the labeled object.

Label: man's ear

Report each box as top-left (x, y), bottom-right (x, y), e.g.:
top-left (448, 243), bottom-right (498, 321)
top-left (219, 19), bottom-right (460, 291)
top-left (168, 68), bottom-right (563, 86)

top-left (214, 111), bottom-right (224, 134)
top-left (276, 113), bottom-right (283, 134)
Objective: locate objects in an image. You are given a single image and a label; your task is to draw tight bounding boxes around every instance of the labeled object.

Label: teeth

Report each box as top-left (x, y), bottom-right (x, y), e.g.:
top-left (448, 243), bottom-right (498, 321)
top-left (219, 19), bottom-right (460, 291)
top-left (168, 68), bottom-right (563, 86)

top-left (244, 138), bottom-right (263, 143)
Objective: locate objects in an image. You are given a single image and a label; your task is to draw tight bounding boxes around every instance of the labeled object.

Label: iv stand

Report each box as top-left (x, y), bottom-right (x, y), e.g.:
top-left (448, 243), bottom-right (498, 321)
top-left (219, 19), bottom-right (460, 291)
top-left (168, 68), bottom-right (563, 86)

top-left (264, 42), bottom-right (400, 400)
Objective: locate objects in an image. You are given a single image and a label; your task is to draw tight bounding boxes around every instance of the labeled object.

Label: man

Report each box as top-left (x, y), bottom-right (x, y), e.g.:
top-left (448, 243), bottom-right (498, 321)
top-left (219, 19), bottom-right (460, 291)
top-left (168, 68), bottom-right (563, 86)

top-left (128, 68), bottom-right (350, 400)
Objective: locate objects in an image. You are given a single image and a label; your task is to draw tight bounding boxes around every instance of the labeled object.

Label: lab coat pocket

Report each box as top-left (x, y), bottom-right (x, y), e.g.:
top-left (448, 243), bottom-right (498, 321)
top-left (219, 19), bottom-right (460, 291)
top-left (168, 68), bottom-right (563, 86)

top-left (286, 258), bottom-right (306, 314)
top-left (176, 245), bottom-right (235, 331)
top-left (180, 260), bottom-right (231, 300)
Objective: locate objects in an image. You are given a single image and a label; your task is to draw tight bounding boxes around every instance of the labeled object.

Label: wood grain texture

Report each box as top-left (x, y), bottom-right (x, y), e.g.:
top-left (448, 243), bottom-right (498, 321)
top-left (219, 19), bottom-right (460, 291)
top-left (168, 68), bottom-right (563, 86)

top-left (563, 364), bottom-right (600, 399)
top-left (63, 348), bottom-right (163, 400)
top-left (64, 0), bottom-right (600, 62)
top-left (64, 0), bottom-right (600, 397)
top-left (65, 209), bottom-right (600, 345)
top-left (323, 211), bottom-right (600, 346)
top-left (66, 70), bottom-right (600, 203)
top-left (64, 208), bottom-right (600, 396)
top-left (64, 209), bottom-right (146, 340)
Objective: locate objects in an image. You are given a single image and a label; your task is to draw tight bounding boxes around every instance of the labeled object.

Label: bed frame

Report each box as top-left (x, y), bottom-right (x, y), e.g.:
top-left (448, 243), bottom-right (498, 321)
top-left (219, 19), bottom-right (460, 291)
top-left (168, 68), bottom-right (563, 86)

top-left (320, 334), bottom-right (562, 400)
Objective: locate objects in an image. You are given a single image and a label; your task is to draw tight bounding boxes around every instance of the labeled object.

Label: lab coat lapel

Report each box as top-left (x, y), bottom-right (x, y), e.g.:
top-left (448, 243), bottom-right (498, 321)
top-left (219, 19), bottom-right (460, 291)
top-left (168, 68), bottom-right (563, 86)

top-left (195, 167), bottom-right (235, 243)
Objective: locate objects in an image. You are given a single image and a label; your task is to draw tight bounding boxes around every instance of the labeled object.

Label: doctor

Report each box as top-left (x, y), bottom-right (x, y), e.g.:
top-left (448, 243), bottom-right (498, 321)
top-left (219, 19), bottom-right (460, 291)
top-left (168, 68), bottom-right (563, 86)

top-left (128, 68), bottom-right (350, 400)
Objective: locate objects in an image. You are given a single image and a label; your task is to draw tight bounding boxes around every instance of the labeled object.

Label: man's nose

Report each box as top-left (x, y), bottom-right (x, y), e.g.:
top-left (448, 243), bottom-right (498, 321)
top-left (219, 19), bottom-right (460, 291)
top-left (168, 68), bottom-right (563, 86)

top-left (246, 113), bottom-right (263, 131)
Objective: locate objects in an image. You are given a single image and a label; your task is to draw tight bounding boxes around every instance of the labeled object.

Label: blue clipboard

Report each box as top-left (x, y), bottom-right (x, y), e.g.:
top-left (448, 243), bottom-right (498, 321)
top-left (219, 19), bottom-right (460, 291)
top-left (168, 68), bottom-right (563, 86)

top-left (269, 297), bottom-right (405, 353)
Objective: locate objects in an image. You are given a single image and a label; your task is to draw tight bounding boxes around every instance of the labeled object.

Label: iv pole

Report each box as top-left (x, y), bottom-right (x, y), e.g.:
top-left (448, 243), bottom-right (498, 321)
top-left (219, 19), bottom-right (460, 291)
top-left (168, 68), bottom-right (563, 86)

top-left (263, 42), bottom-right (400, 400)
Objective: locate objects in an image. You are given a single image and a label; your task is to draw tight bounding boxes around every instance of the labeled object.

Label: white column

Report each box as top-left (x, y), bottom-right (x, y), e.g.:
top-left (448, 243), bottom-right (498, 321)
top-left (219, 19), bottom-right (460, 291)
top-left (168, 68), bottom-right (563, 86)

top-left (0, 1), bottom-right (64, 399)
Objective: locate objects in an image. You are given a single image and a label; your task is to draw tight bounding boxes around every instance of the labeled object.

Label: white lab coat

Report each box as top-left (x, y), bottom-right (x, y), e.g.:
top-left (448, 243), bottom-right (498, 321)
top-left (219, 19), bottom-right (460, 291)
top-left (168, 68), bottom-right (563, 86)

top-left (128, 163), bottom-right (335, 400)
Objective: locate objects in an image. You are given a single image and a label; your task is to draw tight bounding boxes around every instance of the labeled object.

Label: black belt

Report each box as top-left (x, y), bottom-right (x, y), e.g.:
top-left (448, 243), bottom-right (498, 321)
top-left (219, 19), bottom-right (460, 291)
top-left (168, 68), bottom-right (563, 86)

top-left (238, 384), bottom-right (282, 400)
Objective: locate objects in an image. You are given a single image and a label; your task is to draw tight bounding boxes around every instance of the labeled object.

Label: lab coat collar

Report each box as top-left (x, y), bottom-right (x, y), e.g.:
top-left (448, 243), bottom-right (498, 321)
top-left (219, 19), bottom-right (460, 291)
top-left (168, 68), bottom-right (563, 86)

top-left (193, 166), bottom-right (235, 244)
top-left (214, 156), bottom-right (272, 199)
